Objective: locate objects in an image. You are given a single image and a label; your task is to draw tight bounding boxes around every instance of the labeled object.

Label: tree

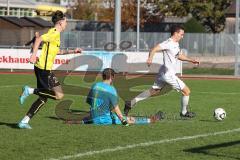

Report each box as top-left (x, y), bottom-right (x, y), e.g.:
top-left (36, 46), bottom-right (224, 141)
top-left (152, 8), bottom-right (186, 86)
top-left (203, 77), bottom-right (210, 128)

top-left (184, 17), bottom-right (206, 33)
top-left (73, 0), bottom-right (99, 20)
top-left (157, 0), bottom-right (233, 33)
top-left (73, 0), bottom-right (164, 31)
top-left (95, 0), bottom-right (164, 30)
top-left (190, 0), bottom-right (232, 33)
top-left (73, 0), bottom-right (232, 33)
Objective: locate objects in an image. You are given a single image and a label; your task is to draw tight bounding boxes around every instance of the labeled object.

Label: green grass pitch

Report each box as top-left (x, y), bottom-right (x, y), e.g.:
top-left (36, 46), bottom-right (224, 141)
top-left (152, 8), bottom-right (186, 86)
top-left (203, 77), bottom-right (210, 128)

top-left (0, 73), bottom-right (240, 160)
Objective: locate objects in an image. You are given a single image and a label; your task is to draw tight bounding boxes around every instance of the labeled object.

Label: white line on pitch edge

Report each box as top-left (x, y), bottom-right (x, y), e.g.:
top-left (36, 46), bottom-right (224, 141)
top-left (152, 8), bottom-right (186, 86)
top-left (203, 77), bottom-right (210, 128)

top-left (195, 91), bottom-right (240, 95)
top-left (0, 85), bottom-right (23, 88)
top-left (130, 88), bottom-right (240, 95)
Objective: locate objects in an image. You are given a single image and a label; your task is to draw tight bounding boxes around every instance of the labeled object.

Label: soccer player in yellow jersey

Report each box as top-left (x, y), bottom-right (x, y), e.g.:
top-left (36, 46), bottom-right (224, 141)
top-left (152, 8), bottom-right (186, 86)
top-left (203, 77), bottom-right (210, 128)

top-left (18, 10), bottom-right (82, 129)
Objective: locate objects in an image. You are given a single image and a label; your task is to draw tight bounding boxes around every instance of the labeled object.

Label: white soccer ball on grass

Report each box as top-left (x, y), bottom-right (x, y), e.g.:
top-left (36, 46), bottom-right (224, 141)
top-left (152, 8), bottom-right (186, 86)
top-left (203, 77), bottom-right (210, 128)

top-left (214, 108), bottom-right (226, 121)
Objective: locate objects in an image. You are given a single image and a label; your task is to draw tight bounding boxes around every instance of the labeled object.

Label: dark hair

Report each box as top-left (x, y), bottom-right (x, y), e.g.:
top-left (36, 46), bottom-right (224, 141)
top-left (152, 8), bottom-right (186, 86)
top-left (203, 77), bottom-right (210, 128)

top-left (102, 68), bottom-right (115, 80)
top-left (52, 10), bottom-right (66, 24)
top-left (170, 25), bottom-right (184, 36)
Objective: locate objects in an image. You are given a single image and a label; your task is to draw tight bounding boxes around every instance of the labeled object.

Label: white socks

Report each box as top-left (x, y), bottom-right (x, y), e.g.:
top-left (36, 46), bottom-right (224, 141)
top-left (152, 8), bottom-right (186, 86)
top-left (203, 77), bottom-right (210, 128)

top-left (131, 89), bottom-right (151, 107)
top-left (181, 95), bottom-right (189, 115)
top-left (21, 116), bottom-right (30, 124)
top-left (28, 87), bottom-right (34, 94)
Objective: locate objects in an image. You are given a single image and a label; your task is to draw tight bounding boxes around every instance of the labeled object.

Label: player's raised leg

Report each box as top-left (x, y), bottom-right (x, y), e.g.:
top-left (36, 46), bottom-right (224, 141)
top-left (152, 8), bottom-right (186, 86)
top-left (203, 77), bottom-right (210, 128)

top-left (19, 85), bottom-right (34, 105)
top-left (124, 88), bottom-right (160, 116)
top-left (19, 86), bottom-right (63, 105)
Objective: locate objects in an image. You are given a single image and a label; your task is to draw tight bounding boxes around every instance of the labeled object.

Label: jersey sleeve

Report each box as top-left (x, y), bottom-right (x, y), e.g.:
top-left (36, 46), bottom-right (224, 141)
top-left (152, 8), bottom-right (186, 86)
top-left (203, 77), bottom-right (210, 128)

top-left (109, 87), bottom-right (118, 108)
top-left (86, 84), bottom-right (95, 105)
top-left (86, 89), bottom-right (93, 105)
top-left (41, 29), bottom-right (59, 43)
top-left (159, 41), bottom-right (170, 50)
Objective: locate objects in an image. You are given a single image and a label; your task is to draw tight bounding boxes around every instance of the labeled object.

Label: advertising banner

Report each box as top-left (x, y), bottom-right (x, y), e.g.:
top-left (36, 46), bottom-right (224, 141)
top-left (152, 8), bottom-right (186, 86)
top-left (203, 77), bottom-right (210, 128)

top-left (0, 49), bottom-right (182, 74)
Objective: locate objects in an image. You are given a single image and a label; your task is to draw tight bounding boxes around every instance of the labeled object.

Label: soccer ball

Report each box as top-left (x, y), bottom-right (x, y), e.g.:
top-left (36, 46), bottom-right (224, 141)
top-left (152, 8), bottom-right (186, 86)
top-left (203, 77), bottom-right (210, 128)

top-left (214, 108), bottom-right (226, 121)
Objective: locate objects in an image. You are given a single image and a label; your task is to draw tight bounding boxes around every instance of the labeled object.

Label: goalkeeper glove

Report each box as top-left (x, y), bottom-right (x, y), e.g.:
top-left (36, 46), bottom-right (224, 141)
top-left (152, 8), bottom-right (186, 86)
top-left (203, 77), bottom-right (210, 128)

top-left (121, 116), bottom-right (129, 126)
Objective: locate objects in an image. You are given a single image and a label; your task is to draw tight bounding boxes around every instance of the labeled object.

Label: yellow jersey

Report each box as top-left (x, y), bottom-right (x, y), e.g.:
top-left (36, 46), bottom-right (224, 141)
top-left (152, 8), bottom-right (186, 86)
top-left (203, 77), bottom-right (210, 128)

top-left (35, 28), bottom-right (60, 70)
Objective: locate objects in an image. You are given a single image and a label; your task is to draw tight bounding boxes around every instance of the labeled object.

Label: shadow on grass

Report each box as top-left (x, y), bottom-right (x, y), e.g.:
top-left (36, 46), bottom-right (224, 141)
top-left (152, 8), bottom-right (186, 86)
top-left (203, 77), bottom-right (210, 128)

top-left (0, 122), bottom-right (19, 129)
top-left (199, 119), bottom-right (219, 123)
top-left (184, 140), bottom-right (240, 160)
top-left (69, 109), bottom-right (89, 113)
top-left (55, 100), bottom-right (90, 121)
top-left (46, 109), bottom-right (89, 121)
top-left (46, 116), bottom-right (62, 121)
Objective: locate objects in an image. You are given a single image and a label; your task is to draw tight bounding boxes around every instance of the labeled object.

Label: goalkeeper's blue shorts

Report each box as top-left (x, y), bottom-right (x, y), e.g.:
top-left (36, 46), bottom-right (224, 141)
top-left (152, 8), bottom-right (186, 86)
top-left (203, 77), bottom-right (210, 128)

top-left (92, 113), bottom-right (121, 125)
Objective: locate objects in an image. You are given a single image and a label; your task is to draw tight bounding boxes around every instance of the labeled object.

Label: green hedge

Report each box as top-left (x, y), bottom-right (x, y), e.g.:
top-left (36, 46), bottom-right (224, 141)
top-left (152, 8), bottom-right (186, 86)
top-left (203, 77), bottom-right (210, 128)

top-left (184, 18), bottom-right (206, 33)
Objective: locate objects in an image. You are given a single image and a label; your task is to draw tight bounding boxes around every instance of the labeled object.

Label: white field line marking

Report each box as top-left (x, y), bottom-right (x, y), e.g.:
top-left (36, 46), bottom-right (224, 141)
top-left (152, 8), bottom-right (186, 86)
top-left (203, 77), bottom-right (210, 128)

top-left (130, 88), bottom-right (240, 95)
top-left (0, 85), bottom-right (23, 88)
top-left (0, 84), bottom-right (37, 89)
top-left (47, 128), bottom-right (240, 160)
top-left (195, 91), bottom-right (240, 95)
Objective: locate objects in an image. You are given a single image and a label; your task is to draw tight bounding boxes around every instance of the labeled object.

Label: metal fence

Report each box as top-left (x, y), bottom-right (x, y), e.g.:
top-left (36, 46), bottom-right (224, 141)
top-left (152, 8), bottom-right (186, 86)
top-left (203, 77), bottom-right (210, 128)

top-left (61, 31), bottom-right (237, 56)
top-left (0, 29), bottom-right (237, 56)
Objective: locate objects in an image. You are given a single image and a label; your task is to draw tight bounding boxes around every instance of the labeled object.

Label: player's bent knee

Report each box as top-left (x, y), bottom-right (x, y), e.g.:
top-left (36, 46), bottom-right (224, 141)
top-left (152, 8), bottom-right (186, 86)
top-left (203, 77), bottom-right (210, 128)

top-left (187, 88), bottom-right (191, 95)
top-left (186, 89), bottom-right (190, 95)
top-left (182, 87), bottom-right (190, 96)
top-left (184, 91), bottom-right (190, 96)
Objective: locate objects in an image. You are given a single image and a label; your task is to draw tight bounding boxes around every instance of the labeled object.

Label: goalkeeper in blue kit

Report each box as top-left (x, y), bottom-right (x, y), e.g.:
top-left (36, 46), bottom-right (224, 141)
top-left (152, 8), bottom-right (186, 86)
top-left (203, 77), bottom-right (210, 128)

top-left (83, 68), bottom-right (164, 126)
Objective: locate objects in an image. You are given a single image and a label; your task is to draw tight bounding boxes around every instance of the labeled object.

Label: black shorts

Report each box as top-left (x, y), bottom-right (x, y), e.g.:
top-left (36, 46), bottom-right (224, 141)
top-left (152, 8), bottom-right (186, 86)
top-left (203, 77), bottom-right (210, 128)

top-left (34, 66), bottom-right (60, 89)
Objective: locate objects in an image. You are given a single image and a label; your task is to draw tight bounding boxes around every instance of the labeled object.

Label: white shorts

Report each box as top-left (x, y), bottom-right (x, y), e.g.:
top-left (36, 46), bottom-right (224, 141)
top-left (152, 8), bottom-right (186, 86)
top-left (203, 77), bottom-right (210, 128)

top-left (152, 73), bottom-right (186, 92)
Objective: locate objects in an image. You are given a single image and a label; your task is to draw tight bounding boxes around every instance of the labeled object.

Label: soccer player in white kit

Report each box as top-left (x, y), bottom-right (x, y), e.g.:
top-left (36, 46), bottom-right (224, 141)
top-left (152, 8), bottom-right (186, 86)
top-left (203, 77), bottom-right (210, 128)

top-left (124, 25), bottom-right (200, 118)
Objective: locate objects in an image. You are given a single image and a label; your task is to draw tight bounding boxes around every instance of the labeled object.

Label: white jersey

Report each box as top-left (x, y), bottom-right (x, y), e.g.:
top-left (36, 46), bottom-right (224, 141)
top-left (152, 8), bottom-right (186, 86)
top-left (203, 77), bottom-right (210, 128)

top-left (158, 38), bottom-right (180, 75)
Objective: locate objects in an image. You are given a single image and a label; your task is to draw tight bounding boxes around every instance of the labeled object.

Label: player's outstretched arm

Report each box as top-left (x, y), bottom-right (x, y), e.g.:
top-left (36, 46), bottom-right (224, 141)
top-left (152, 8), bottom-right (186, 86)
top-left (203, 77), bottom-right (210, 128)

top-left (112, 105), bottom-right (129, 126)
top-left (58, 48), bottom-right (83, 55)
top-left (147, 44), bottom-right (162, 67)
top-left (25, 37), bottom-right (35, 46)
top-left (178, 52), bottom-right (200, 65)
top-left (30, 36), bottom-right (42, 64)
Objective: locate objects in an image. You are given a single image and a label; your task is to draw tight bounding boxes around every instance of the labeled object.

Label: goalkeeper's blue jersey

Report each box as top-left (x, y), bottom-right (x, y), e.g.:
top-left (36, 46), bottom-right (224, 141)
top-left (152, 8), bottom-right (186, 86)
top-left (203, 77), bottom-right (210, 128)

top-left (86, 82), bottom-right (119, 125)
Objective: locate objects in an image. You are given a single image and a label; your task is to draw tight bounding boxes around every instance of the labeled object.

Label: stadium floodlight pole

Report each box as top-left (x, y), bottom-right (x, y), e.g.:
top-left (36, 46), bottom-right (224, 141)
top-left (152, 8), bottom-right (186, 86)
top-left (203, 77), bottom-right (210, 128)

top-left (136, 0), bottom-right (140, 52)
top-left (114, 0), bottom-right (121, 51)
top-left (7, 0), bottom-right (9, 15)
top-left (235, 0), bottom-right (240, 76)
